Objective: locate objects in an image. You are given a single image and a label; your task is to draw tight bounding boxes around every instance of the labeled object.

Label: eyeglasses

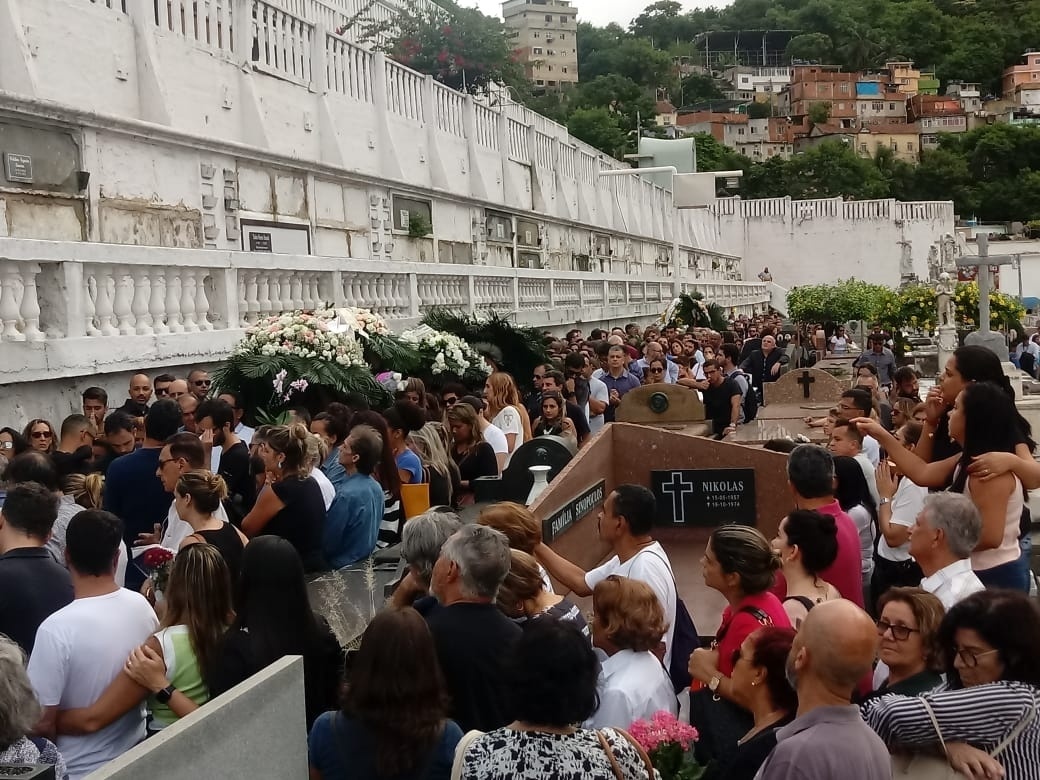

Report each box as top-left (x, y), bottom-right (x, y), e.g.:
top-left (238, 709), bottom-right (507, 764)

top-left (443, 396), bottom-right (458, 406)
top-left (31, 430), bottom-right (52, 439)
top-left (954, 646), bottom-right (1000, 668)
top-left (193, 379), bottom-right (211, 387)
top-left (0, 441), bottom-right (12, 450)
top-left (155, 387), bottom-right (170, 397)
top-left (876, 619), bottom-right (920, 641)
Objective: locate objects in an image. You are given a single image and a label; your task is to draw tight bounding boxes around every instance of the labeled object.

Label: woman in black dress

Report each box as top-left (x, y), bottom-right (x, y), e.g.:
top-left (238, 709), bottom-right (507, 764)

top-left (174, 469), bottom-right (249, 584)
top-left (446, 403), bottom-right (497, 506)
top-left (240, 423), bottom-right (327, 572)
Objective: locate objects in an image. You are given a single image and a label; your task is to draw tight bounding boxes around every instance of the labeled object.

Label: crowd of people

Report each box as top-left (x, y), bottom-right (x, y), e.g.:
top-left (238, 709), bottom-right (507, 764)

top-left (1, 314), bottom-right (1040, 780)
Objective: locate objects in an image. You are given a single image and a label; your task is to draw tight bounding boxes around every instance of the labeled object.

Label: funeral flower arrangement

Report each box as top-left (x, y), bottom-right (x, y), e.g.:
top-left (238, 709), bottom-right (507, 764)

top-left (214, 309), bottom-right (391, 421)
top-left (628, 710), bottom-right (703, 780)
top-left (140, 547), bottom-right (175, 595)
top-left (400, 325), bottom-right (489, 377)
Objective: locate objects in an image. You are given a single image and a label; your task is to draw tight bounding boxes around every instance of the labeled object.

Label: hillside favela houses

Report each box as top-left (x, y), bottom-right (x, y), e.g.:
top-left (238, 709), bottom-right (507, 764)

top-left (0, 0), bottom-right (955, 421)
top-left (657, 50), bottom-right (1040, 161)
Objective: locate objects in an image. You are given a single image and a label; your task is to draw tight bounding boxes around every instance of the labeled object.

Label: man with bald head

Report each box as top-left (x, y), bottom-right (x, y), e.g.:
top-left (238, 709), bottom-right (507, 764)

top-left (166, 378), bottom-right (190, 400)
top-left (758, 600), bottom-right (890, 779)
top-left (116, 373), bottom-right (153, 418)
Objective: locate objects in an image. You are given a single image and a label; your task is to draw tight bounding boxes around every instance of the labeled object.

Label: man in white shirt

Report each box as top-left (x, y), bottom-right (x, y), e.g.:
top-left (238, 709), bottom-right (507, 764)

top-left (910, 492), bottom-right (985, 609)
top-left (583, 355), bottom-right (609, 435)
top-left (533, 484), bottom-right (677, 667)
top-left (28, 509), bottom-right (158, 780)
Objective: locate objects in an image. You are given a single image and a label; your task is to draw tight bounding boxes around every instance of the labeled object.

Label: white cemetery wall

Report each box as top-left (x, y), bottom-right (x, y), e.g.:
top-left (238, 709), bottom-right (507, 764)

top-left (87, 656), bottom-right (308, 780)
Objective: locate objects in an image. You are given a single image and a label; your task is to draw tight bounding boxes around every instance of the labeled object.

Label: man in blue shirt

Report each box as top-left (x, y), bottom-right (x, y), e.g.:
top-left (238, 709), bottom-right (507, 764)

top-left (598, 345), bottom-right (642, 423)
top-left (102, 399), bottom-right (182, 588)
top-left (323, 425), bottom-right (386, 569)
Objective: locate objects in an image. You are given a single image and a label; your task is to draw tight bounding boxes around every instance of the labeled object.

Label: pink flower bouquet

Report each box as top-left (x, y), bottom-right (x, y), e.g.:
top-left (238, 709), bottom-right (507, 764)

top-left (628, 710), bottom-right (704, 780)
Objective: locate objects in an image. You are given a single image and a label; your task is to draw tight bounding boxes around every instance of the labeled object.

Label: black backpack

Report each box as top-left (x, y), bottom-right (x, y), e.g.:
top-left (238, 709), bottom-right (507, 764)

top-left (733, 370), bottom-right (759, 422)
top-left (641, 549), bottom-right (701, 692)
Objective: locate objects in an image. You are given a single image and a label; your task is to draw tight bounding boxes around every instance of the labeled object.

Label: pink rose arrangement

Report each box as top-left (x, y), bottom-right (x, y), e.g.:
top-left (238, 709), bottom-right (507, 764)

top-left (628, 710), bottom-right (704, 780)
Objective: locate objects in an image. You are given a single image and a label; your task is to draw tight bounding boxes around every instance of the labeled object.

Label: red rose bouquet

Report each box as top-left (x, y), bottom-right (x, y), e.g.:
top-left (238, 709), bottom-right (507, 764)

top-left (140, 546), bottom-right (175, 593)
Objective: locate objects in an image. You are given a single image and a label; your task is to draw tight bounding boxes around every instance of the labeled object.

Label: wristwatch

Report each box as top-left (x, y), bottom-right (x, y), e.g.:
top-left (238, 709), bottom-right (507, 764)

top-left (708, 674), bottom-right (723, 693)
top-left (155, 684), bottom-right (176, 704)
top-left (879, 497), bottom-right (892, 506)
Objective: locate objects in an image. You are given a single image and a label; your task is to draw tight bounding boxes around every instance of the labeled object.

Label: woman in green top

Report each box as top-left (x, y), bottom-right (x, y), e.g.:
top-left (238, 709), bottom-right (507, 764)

top-left (864, 586), bottom-right (945, 700)
top-left (55, 544), bottom-right (234, 735)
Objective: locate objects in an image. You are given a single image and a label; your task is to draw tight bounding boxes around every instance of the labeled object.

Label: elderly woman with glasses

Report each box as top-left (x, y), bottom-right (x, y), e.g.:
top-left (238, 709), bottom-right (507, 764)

top-left (862, 590), bottom-right (1040, 779)
top-left (865, 587), bottom-right (945, 700)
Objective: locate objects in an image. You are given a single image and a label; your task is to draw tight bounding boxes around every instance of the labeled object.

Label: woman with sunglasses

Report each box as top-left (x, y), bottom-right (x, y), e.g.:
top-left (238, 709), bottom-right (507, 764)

top-left (23, 418), bottom-right (56, 454)
top-left (862, 590), bottom-right (1040, 780)
top-left (642, 357), bottom-right (668, 385)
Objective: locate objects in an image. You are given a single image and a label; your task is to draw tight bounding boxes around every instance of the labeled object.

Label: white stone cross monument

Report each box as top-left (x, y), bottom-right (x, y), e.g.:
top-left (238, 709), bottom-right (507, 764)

top-left (958, 233), bottom-right (1012, 362)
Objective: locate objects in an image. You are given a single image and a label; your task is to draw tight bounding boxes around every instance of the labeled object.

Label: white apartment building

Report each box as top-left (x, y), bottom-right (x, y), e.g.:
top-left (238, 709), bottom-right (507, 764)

top-left (503, 0), bottom-right (579, 89)
top-left (722, 67), bottom-right (792, 101)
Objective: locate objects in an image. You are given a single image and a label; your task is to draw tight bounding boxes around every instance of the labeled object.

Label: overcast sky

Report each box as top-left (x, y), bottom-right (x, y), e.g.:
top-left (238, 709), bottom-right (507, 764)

top-left (470, 0), bottom-right (726, 28)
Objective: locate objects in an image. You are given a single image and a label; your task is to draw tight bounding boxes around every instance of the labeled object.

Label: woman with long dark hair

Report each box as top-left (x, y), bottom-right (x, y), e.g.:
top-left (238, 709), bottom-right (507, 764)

top-left (209, 536), bottom-right (343, 727)
top-left (56, 544), bottom-right (234, 735)
top-left (308, 607), bottom-right (462, 780)
top-left (833, 455), bottom-right (878, 596)
top-left (857, 381), bottom-right (1033, 591)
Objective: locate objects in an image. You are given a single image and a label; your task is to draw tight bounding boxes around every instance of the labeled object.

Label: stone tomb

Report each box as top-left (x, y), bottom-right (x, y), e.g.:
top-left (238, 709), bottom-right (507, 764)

top-left (764, 367), bottom-right (847, 406)
top-left (530, 422), bottom-right (794, 631)
top-left (615, 382), bottom-right (711, 435)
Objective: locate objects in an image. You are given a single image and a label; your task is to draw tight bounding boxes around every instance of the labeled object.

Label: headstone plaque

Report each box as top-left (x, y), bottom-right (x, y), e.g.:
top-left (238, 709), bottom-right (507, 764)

top-left (763, 367), bottom-right (846, 406)
top-left (4, 152), bottom-right (33, 184)
top-left (540, 479), bottom-right (605, 544)
top-left (651, 468), bottom-right (756, 527)
top-left (249, 232), bottom-right (273, 252)
top-left (616, 383), bottom-right (707, 426)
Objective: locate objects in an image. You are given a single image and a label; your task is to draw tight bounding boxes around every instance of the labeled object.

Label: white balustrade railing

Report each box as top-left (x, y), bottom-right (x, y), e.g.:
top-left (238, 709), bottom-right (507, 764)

top-left (0, 239), bottom-right (770, 347)
top-left (326, 33), bottom-right (374, 101)
top-left (253, 0), bottom-right (314, 85)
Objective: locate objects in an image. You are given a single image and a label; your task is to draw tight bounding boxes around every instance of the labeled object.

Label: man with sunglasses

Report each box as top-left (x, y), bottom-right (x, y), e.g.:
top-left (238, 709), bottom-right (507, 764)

top-left (152, 373), bottom-right (176, 400)
top-left (440, 383), bottom-right (467, 414)
top-left (187, 368), bottom-right (212, 399)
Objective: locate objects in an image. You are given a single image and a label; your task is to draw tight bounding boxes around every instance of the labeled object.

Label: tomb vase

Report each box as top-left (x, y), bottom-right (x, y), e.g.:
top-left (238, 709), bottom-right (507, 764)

top-left (526, 465), bottom-right (552, 507)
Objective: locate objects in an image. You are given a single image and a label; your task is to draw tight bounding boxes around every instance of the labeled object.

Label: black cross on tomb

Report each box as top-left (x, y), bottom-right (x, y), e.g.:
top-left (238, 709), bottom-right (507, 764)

top-left (797, 370), bottom-right (815, 399)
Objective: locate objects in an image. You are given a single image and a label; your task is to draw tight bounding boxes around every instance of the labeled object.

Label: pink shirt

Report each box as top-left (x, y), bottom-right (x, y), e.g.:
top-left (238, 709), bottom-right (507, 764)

top-left (773, 500), bottom-right (865, 609)
top-left (715, 591), bottom-right (791, 676)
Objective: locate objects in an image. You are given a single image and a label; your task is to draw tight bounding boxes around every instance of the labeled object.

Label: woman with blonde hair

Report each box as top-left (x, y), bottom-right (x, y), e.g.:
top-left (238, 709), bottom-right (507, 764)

top-left (497, 549), bottom-right (588, 637)
top-left (483, 372), bottom-right (531, 465)
top-left (57, 544), bottom-right (234, 736)
top-left (408, 422), bottom-right (460, 507)
top-left (446, 404), bottom-right (497, 506)
top-left (241, 423), bottom-right (328, 572)
top-left (64, 471), bottom-right (104, 509)
top-left (479, 501), bottom-right (553, 590)
top-left (586, 575), bottom-right (676, 729)
top-left (175, 469), bottom-right (249, 584)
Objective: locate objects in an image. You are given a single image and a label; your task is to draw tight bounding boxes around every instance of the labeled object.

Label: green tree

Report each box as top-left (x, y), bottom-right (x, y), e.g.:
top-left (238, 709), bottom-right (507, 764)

top-left (807, 101), bottom-right (832, 126)
top-left (690, 132), bottom-right (750, 172)
top-left (567, 107), bottom-right (628, 158)
top-left (360, 0), bottom-right (525, 93)
top-left (784, 141), bottom-right (890, 199)
top-left (746, 102), bottom-right (774, 119)
top-left (679, 73), bottom-right (725, 105)
top-left (573, 74), bottom-right (658, 137)
top-left (787, 279), bottom-right (892, 324)
top-left (582, 37), bottom-right (674, 89)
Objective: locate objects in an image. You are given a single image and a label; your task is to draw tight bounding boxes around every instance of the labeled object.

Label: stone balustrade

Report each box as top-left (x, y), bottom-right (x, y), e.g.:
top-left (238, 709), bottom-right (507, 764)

top-left (0, 236), bottom-right (770, 353)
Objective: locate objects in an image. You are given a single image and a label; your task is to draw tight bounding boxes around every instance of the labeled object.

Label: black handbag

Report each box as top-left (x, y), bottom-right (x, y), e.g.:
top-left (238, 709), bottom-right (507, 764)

top-left (689, 606), bottom-right (771, 766)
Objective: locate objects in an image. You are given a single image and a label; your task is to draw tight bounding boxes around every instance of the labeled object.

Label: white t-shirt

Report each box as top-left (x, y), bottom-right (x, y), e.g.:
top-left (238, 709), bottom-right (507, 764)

top-left (585, 542), bottom-right (677, 667)
top-left (878, 478), bottom-right (928, 562)
top-left (492, 406), bottom-right (525, 467)
top-left (855, 452), bottom-right (880, 507)
top-left (830, 335), bottom-right (849, 354)
top-left (310, 467), bottom-right (335, 510)
top-left (481, 422), bottom-right (509, 459)
top-left (587, 376), bottom-right (609, 434)
top-left (861, 434), bottom-right (881, 466)
top-left (848, 504), bottom-right (876, 580)
top-left (28, 589), bottom-right (159, 780)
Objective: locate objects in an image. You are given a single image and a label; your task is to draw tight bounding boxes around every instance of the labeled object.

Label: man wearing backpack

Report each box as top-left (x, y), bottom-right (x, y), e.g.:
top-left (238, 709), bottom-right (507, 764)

top-left (702, 360), bottom-right (743, 439)
top-left (720, 344), bottom-right (757, 423)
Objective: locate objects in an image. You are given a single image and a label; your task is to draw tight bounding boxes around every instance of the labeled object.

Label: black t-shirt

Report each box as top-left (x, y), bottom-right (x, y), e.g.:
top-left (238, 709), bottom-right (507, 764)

top-left (426, 602), bottom-right (522, 732)
top-left (703, 378), bottom-right (741, 435)
top-left (565, 400), bottom-right (590, 439)
top-left (195, 524), bottom-right (245, 585)
top-left (51, 445), bottom-right (94, 479)
top-left (0, 547), bottom-right (73, 654)
top-left (453, 442), bottom-right (498, 484)
top-left (267, 476), bottom-right (327, 571)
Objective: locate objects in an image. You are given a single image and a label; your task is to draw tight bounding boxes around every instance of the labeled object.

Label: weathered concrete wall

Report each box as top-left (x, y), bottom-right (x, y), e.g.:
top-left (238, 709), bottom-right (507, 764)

top-left (88, 656), bottom-right (308, 780)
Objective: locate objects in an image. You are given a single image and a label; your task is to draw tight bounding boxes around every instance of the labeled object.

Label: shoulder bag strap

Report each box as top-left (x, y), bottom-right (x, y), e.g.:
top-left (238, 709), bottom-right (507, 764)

top-left (918, 699), bottom-right (949, 757)
top-left (989, 703), bottom-right (1037, 760)
top-left (597, 730), bottom-right (625, 780)
top-left (450, 729), bottom-right (485, 780)
top-left (613, 727), bottom-right (656, 779)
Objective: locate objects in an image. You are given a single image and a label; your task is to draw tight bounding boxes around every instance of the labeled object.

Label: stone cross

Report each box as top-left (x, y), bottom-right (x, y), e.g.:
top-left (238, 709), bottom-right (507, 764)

top-left (957, 233), bottom-right (1013, 361)
top-left (796, 370), bottom-right (816, 399)
top-left (660, 471), bottom-right (695, 524)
